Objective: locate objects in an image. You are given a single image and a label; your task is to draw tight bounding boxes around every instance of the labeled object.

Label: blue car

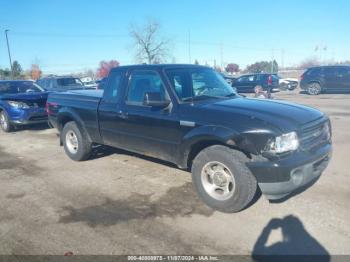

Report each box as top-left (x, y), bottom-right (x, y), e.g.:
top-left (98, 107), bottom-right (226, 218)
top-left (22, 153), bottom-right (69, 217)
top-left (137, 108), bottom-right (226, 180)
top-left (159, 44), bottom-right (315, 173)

top-left (0, 80), bottom-right (48, 132)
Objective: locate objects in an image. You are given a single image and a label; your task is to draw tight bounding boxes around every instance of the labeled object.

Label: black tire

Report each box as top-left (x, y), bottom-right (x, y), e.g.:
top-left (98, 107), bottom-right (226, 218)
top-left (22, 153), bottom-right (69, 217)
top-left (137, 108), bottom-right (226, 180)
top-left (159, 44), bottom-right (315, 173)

top-left (191, 145), bottom-right (257, 213)
top-left (0, 110), bottom-right (13, 132)
top-left (307, 82), bottom-right (322, 95)
top-left (61, 121), bottom-right (92, 161)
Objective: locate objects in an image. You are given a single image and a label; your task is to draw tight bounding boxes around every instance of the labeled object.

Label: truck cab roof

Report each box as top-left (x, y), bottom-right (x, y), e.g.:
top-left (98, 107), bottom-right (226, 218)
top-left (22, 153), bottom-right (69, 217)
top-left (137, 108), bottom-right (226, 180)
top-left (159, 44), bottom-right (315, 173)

top-left (110, 64), bottom-right (210, 72)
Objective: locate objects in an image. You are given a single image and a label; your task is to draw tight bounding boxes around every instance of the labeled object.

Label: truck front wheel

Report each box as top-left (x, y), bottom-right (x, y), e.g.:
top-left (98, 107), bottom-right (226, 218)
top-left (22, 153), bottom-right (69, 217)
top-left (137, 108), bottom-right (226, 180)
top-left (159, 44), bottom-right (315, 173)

top-left (62, 121), bottom-right (92, 161)
top-left (191, 145), bottom-right (257, 213)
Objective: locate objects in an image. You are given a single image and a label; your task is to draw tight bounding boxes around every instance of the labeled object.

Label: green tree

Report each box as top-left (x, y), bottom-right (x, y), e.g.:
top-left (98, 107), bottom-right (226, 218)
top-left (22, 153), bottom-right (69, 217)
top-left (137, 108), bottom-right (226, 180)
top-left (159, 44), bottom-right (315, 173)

top-left (12, 61), bottom-right (23, 79)
top-left (245, 60), bottom-right (278, 73)
top-left (0, 68), bottom-right (11, 80)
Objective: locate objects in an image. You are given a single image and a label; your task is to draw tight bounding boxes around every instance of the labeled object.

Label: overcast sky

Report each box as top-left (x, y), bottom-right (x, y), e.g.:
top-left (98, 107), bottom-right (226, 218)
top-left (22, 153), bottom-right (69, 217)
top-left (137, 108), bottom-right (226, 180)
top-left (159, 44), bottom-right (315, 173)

top-left (0, 0), bottom-right (349, 73)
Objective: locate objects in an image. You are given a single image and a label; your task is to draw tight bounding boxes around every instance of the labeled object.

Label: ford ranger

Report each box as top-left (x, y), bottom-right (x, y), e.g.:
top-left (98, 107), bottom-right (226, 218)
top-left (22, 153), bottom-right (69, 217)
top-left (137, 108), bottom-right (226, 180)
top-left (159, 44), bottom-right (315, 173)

top-left (47, 64), bottom-right (332, 212)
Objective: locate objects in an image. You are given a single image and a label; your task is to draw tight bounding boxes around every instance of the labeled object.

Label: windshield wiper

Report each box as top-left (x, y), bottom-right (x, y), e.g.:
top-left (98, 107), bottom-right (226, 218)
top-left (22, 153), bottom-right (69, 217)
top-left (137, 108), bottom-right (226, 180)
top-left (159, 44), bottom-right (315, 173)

top-left (182, 95), bottom-right (221, 102)
top-left (225, 93), bottom-right (237, 97)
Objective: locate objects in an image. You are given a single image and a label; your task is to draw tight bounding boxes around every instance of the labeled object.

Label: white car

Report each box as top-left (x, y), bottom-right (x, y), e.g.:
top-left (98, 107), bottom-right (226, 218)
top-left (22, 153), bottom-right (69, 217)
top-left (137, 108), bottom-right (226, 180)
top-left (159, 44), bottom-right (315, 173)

top-left (279, 77), bottom-right (299, 90)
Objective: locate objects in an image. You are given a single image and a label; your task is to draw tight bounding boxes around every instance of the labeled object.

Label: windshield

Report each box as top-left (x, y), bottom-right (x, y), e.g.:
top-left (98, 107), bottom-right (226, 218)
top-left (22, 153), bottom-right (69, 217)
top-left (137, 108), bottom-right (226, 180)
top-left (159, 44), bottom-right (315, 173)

top-left (165, 68), bottom-right (237, 102)
top-left (0, 81), bottom-right (44, 94)
top-left (57, 78), bottom-right (84, 87)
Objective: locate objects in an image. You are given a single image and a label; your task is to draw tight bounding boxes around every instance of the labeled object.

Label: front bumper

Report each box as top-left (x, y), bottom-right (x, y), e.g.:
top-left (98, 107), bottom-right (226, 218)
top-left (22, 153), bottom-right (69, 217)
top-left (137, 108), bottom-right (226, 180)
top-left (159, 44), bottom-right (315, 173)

top-left (8, 107), bottom-right (48, 125)
top-left (247, 143), bottom-right (332, 200)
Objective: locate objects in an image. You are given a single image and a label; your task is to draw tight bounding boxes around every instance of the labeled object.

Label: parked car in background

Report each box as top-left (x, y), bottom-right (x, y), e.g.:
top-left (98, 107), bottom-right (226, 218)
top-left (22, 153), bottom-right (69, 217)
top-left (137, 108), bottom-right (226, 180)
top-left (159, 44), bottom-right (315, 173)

top-left (0, 80), bottom-right (48, 132)
top-left (300, 65), bottom-right (350, 95)
top-left (232, 73), bottom-right (279, 93)
top-left (37, 76), bottom-right (93, 92)
top-left (221, 74), bottom-right (237, 86)
top-left (80, 78), bottom-right (98, 89)
top-left (47, 64), bottom-right (332, 213)
top-left (278, 77), bottom-right (299, 91)
top-left (95, 77), bottom-right (108, 90)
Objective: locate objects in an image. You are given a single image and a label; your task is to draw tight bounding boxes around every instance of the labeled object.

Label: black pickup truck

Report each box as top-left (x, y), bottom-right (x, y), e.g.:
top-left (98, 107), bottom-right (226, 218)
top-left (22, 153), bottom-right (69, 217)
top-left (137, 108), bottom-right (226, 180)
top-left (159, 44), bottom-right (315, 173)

top-left (47, 64), bottom-right (332, 212)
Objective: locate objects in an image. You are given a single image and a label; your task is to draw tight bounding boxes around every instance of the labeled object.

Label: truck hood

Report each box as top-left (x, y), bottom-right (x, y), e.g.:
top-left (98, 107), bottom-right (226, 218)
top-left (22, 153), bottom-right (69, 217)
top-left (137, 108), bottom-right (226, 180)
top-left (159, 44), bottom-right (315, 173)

top-left (201, 97), bottom-right (324, 132)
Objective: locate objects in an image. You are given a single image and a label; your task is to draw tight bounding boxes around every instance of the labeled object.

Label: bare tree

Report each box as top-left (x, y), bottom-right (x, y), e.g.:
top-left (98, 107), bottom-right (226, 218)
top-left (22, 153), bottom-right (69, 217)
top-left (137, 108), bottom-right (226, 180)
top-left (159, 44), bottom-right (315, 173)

top-left (298, 57), bottom-right (321, 69)
top-left (129, 20), bottom-right (171, 64)
top-left (30, 64), bottom-right (42, 80)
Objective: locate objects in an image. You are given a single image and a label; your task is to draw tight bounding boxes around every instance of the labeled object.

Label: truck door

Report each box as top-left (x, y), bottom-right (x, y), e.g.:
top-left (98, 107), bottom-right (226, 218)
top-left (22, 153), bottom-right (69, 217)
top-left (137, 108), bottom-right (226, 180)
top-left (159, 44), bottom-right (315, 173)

top-left (98, 69), bottom-right (127, 147)
top-left (113, 69), bottom-right (180, 162)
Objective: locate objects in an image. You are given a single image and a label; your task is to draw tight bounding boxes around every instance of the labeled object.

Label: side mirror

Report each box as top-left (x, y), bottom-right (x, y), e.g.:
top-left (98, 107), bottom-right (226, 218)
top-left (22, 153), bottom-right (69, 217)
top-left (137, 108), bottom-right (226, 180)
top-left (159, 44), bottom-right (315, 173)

top-left (143, 92), bottom-right (170, 108)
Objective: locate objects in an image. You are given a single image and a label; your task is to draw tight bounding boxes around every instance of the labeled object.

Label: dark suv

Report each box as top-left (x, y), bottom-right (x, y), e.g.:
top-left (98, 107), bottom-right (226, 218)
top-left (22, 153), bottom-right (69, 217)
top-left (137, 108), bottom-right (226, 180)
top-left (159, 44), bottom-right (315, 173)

top-left (232, 73), bottom-right (279, 93)
top-left (37, 76), bottom-right (91, 92)
top-left (300, 65), bottom-right (350, 95)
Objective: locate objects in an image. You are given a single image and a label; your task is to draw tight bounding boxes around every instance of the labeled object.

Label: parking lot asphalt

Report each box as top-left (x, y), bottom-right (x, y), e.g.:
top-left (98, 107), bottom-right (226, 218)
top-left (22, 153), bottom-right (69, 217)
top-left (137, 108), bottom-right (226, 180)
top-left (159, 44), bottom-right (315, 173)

top-left (0, 90), bottom-right (349, 256)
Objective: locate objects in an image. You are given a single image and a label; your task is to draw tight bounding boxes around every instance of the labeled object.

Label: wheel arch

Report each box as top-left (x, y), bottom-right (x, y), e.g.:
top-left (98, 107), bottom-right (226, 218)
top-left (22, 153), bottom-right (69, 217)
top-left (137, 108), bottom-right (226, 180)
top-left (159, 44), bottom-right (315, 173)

top-left (308, 80), bottom-right (323, 88)
top-left (178, 125), bottom-right (253, 169)
top-left (57, 108), bottom-right (92, 144)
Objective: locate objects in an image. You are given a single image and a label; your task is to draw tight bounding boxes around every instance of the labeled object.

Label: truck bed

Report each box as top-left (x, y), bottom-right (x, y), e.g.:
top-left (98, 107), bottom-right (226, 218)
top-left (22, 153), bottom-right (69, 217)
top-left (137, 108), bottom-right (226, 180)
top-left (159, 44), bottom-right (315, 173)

top-left (47, 89), bottom-right (104, 143)
top-left (49, 89), bottom-right (103, 101)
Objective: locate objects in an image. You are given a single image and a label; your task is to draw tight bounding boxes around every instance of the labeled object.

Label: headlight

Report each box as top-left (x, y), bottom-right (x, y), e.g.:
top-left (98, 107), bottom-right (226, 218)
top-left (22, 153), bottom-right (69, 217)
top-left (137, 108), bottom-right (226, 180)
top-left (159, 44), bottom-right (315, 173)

top-left (266, 131), bottom-right (299, 154)
top-left (7, 101), bottom-right (30, 109)
top-left (324, 121), bottom-right (331, 141)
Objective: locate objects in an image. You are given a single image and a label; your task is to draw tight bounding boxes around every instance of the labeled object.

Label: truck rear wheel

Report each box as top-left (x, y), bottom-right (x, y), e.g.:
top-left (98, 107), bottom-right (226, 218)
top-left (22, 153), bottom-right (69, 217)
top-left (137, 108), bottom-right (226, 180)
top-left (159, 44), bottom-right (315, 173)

top-left (191, 145), bottom-right (257, 213)
top-left (0, 111), bottom-right (13, 133)
top-left (62, 121), bottom-right (92, 161)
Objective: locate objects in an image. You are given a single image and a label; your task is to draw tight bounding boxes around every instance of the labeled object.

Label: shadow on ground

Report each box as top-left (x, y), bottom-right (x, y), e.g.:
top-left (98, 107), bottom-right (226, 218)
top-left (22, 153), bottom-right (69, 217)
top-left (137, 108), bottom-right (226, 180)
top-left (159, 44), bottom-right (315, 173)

top-left (13, 123), bottom-right (51, 132)
top-left (59, 182), bottom-right (213, 227)
top-left (0, 146), bottom-right (43, 177)
top-left (252, 215), bottom-right (330, 262)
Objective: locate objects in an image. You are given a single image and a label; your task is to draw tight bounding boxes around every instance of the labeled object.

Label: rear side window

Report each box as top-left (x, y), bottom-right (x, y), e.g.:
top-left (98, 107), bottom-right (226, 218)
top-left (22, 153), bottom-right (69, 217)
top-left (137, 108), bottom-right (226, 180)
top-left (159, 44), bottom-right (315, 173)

top-left (306, 68), bottom-right (323, 75)
top-left (103, 70), bottom-right (125, 103)
top-left (271, 75), bottom-right (279, 81)
top-left (57, 78), bottom-right (83, 87)
top-left (238, 75), bottom-right (255, 82)
top-left (324, 67), bottom-right (350, 76)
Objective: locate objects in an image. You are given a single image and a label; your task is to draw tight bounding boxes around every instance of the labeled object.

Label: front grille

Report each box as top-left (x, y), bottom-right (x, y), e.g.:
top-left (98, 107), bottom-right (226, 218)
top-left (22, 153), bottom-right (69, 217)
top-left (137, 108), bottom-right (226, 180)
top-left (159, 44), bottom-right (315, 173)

top-left (299, 118), bottom-right (331, 151)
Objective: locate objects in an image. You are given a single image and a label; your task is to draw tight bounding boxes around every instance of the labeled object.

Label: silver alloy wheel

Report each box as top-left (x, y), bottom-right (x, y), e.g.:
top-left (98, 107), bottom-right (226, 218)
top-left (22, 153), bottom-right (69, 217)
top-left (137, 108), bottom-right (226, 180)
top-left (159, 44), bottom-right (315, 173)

top-left (308, 83), bottom-right (321, 95)
top-left (0, 113), bottom-right (7, 130)
top-left (65, 130), bottom-right (79, 154)
top-left (201, 161), bottom-right (236, 201)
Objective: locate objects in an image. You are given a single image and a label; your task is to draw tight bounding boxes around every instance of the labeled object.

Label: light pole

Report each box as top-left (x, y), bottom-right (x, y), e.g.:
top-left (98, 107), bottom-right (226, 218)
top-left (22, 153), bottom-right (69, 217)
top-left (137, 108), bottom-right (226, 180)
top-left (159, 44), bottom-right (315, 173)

top-left (4, 29), bottom-right (13, 77)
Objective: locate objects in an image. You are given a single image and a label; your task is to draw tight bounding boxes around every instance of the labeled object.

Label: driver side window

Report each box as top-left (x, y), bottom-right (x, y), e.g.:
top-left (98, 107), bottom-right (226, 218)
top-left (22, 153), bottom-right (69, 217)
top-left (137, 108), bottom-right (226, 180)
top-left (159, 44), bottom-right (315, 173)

top-left (126, 70), bottom-right (168, 105)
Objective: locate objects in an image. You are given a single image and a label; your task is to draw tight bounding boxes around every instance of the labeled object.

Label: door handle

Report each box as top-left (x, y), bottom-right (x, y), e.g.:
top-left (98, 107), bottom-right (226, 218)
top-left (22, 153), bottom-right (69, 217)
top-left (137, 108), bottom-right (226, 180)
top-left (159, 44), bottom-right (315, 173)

top-left (117, 110), bottom-right (128, 119)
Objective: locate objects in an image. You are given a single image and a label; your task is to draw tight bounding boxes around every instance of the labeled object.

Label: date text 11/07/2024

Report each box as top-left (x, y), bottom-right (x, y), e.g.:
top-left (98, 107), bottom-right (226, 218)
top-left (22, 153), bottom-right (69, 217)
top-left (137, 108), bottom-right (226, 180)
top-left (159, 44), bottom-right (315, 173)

top-left (127, 255), bottom-right (219, 261)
